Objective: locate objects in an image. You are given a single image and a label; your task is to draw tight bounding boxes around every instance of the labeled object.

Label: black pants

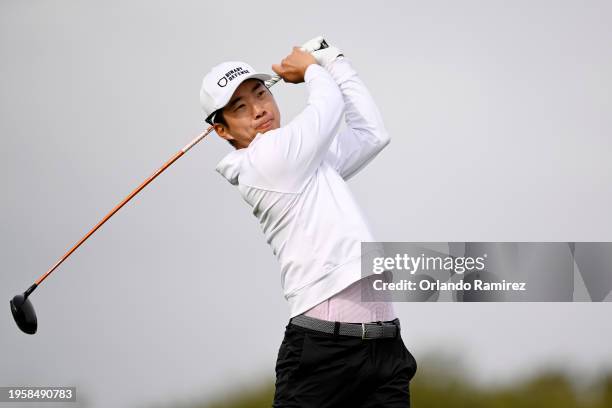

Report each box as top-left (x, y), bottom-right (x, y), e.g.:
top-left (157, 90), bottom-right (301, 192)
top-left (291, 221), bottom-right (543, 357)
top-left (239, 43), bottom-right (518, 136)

top-left (273, 319), bottom-right (417, 407)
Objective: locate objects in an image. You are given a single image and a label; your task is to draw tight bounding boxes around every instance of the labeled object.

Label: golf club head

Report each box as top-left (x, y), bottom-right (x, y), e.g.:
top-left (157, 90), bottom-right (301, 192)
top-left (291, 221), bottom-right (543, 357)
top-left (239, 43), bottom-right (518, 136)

top-left (10, 293), bottom-right (37, 335)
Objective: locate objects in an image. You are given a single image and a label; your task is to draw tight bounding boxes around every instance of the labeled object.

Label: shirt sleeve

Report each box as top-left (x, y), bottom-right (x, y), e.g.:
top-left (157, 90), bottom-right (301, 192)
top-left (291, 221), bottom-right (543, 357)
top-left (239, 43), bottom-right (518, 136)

top-left (323, 57), bottom-right (391, 181)
top-left (242, 63), bottom-right (345, 193)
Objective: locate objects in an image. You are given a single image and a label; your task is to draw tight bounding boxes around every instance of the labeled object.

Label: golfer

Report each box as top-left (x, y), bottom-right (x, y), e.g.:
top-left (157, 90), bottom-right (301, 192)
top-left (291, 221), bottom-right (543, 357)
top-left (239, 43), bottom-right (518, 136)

top-left (200, 39), bottom-right (417, 407)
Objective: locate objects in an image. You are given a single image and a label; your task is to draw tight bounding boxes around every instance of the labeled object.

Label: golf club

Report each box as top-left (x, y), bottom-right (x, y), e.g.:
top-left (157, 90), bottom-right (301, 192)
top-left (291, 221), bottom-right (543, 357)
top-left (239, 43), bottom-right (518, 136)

top-left (10, 37), bottom-right (329, 335)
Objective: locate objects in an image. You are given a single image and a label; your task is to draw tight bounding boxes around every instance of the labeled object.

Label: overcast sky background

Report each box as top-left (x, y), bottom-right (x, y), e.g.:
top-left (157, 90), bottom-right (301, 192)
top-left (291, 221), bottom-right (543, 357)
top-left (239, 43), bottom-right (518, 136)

top-left (1, 1), bottom-right (611, 407)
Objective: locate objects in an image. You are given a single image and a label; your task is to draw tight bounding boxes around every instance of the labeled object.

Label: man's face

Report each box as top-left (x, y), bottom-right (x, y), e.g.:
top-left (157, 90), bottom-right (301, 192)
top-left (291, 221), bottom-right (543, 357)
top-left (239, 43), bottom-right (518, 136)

top-left (213, 79), bottom-right (281, 149)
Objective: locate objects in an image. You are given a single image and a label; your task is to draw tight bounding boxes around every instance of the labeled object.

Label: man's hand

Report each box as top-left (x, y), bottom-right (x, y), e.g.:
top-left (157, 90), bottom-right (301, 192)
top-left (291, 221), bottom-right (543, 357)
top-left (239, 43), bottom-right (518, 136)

top-left (311, 44), bottom-right (344, 70)
top-left (301, 36), bottom-right (344, 70)
top-left (271, 47), bottom-right (318, 84)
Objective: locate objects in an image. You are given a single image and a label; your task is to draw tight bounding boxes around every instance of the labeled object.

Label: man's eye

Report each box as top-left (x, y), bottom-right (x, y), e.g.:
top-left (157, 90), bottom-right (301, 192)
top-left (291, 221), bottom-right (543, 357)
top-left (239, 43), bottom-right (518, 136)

top-left (235, 104), bottom-right (245, 111)
top-left (258, 90), bottom-right (265, 97)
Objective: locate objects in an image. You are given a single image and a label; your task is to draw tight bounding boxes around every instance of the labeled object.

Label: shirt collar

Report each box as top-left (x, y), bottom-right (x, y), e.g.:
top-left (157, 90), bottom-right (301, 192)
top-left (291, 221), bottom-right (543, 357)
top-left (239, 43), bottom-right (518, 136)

top-left (214, 132), bottom-right (268, 185)
top-left (215, 148), bottom-right (246, 185)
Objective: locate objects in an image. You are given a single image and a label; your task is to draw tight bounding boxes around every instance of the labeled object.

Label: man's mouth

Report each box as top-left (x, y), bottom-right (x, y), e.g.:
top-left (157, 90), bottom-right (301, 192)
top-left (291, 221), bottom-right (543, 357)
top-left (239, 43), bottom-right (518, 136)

top-left (256, 118), bottom-right (273, 131)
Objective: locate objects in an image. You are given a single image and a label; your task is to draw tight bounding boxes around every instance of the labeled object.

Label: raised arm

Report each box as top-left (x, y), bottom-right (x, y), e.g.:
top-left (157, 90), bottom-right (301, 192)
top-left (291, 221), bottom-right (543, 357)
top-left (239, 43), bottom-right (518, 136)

top-left (324, 57), bottom-right (390, 180)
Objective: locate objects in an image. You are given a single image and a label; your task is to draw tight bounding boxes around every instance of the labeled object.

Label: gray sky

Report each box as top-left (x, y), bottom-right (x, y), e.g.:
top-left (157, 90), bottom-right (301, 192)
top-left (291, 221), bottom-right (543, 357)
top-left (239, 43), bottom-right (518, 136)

top-left (1, 0), bottom-right (611, 407)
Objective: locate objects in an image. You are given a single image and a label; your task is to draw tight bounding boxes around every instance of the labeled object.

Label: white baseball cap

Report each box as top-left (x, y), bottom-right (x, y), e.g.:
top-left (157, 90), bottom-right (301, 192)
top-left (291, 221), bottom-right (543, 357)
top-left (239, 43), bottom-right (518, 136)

top-left (200, 61), bottom-right (272, 125)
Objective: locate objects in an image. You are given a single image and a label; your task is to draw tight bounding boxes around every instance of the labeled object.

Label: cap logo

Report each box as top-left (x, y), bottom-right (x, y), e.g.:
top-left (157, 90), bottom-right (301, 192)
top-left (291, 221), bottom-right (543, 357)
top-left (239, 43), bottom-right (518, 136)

top-left (217, 66), bottom-right (250, 88)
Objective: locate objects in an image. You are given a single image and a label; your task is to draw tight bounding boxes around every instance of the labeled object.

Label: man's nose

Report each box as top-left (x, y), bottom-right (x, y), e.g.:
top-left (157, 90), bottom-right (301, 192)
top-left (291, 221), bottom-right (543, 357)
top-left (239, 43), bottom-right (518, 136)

top-left (253, 101), bottom-right (266, 118)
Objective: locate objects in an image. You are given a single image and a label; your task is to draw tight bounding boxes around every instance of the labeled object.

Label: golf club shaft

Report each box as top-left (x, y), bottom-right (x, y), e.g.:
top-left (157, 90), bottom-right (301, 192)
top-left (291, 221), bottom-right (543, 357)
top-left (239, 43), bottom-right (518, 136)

top-left (31, 75), bottom-right (283, 289)
top-left (29, 40), bottom-right (321, 292)
top-left (33, 127), bottom-right (214, 288)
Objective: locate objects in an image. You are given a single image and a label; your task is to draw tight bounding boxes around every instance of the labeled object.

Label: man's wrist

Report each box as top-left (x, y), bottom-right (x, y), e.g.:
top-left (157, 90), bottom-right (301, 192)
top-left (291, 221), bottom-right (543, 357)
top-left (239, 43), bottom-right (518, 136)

top-left (325, 56), bottom-right (355, 84)
top-left (324, 55), bottom-right (345, 70)
top-left (304, 63), bottom-right (324, 83)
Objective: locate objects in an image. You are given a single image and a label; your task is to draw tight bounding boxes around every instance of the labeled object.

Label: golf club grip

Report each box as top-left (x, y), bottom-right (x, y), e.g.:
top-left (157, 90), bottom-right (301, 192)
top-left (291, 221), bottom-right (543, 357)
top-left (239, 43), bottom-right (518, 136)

top-left (265, 75), bottom-right (282, 88)
top-left (265, 39), bottom-right (329, 88)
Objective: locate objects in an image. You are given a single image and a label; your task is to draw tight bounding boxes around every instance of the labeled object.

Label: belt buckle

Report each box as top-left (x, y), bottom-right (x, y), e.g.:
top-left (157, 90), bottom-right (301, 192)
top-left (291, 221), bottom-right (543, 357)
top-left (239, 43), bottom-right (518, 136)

top-left (361, 322), bottom-right (379, 340)
top-left (361, 323), bottom-right (369, 339)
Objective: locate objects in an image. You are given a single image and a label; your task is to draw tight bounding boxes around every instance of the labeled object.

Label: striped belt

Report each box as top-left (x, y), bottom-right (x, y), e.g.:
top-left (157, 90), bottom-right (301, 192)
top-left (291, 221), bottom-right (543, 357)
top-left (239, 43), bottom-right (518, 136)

top-left (290, 314), bottom-right (400, 339)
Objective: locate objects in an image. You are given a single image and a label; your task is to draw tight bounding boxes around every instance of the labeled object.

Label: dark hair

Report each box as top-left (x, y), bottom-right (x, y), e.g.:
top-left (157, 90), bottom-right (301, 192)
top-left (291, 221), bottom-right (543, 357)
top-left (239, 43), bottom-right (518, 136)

top-left (212, 108), bottom-right (228, 127)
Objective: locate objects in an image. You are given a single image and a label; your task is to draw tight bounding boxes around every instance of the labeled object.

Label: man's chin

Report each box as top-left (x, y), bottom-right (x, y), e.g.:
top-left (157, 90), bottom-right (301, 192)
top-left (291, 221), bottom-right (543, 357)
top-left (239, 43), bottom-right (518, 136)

top-left (257, 126), bottom-right (279, 135)
top-left (255, 120), bottom-right (280, 134)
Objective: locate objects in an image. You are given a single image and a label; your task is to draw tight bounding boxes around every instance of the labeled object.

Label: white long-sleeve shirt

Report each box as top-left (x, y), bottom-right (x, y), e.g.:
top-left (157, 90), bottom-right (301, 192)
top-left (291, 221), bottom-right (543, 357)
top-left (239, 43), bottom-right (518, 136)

top-left (215, 58), bottom-right (390, 317)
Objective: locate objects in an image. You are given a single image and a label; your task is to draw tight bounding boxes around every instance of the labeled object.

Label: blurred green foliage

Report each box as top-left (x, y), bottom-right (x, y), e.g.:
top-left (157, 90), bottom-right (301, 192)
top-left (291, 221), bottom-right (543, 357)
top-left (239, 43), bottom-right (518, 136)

top-left (150, 355), bottom-right (612, 408)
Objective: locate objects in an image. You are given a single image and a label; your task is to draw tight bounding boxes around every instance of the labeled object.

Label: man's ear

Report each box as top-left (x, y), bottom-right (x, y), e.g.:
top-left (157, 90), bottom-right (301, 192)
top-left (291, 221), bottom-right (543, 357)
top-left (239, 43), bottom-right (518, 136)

top-left (213, 123), bottom-right (235, 142)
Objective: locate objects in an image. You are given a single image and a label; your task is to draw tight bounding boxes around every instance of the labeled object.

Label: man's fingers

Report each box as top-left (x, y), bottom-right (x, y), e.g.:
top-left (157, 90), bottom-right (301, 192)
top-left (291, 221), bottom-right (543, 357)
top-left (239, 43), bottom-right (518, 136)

top-left (271, 63), bottom-right (283, 75)
top-left (292, 46), bottom-right (307, 56)
top-left (272, 46), bottom-right (312, 84)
